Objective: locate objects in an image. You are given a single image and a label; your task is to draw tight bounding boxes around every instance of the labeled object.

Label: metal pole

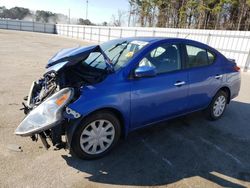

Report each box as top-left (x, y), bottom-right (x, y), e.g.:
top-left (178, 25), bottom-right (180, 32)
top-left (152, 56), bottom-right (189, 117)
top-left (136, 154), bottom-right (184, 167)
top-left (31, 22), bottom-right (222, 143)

top-left (68, 9), bottom-right (71, 24)
top-left (86, 0), bottom-right (88, 20)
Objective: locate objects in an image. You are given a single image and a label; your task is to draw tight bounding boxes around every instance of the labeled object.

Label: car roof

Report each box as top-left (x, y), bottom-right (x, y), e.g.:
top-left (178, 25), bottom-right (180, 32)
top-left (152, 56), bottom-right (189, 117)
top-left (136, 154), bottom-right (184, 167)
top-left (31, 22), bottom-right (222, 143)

top-left (123, 37), bottom-right (218, 53)
top-left (122, 37), bottom-right (166, 43)
top-left (121, 37), bottom-right (205, 45)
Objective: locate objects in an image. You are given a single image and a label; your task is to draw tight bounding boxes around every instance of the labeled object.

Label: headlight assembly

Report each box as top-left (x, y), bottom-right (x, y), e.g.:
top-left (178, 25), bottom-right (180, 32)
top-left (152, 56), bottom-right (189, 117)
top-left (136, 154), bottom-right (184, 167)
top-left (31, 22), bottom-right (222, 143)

top-left (15, 88), bottom-right (74, 136)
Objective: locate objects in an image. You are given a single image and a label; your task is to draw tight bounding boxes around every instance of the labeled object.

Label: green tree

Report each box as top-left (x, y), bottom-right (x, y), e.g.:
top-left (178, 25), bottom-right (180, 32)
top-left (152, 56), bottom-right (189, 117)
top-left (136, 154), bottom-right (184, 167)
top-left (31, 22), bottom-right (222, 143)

top-left (0, 6), bottom-right (31, 20)
top-left (78, 18), bottom-right (92, 25)
top-left (35, 10), bottom-right (56, 23)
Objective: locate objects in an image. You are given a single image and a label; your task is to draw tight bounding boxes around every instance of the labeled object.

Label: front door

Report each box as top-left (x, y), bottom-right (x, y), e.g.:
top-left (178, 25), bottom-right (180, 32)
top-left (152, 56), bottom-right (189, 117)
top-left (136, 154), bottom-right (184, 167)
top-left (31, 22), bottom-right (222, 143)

top-left (130, 43), bottom-right (188, 129)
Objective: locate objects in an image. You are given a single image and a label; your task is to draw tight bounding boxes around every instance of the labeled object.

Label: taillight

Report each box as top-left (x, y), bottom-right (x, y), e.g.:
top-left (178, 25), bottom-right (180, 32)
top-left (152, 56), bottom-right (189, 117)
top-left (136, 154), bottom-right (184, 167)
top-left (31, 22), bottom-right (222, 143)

top-left (233, 65), bottom-right (240, 72)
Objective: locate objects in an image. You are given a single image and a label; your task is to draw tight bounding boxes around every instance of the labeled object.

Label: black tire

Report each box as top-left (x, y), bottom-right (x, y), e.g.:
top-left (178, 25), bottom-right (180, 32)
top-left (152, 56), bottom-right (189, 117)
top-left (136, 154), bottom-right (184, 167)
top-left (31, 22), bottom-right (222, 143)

top-left (71, 111), bottom-right (121, 160)
top-left (205, 90), bottom-right (228, 121)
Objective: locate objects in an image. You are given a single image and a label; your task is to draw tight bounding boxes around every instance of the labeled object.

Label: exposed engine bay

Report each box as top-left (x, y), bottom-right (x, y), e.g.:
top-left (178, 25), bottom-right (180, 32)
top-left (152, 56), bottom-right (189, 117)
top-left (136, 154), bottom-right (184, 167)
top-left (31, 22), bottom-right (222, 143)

top-left (18, 45), bottom-right (111, 149)
top-left (25, 62), bottom-right (108, 112)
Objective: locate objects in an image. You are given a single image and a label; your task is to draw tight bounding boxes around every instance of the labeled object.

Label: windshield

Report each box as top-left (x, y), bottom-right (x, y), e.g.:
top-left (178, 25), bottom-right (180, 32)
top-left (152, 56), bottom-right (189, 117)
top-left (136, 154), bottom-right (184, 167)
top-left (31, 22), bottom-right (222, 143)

top-left (82, 39), bottom-right (148, 71)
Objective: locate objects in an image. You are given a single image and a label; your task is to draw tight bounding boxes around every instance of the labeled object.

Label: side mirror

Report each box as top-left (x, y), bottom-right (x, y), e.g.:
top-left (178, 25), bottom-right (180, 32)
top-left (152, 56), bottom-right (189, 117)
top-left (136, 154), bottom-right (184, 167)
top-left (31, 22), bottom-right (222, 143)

top-left (134, 65), bottom-right (157, 78)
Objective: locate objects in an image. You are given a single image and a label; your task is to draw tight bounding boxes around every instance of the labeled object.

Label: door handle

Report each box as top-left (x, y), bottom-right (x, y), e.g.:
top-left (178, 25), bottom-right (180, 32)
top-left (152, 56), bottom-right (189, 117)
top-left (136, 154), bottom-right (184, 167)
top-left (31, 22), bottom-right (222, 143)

top-left (174, 81), bottom-right (186, 87)
top-left (215, 74), bottom-right (223, 79)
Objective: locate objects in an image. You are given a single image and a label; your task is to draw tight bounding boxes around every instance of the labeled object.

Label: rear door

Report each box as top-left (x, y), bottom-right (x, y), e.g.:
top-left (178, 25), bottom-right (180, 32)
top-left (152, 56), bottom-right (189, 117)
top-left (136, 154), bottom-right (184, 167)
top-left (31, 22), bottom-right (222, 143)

top-left (183, 44), bottom-right (223, 111)
top-left (130, 43), bottom-right (189, 129)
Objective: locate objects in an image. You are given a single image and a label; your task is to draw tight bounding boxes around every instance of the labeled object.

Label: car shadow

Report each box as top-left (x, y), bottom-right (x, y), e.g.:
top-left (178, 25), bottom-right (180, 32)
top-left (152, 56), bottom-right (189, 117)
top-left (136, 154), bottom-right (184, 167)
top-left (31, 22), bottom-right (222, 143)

top-left (62, 100), bottom-right (250, 187)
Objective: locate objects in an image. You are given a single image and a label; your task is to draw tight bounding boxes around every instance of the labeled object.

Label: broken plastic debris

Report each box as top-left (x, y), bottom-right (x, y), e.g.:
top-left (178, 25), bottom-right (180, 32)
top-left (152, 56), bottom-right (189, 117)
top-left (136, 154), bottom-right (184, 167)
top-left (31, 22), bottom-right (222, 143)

top-left (7, 144), bottom-right (23, 152)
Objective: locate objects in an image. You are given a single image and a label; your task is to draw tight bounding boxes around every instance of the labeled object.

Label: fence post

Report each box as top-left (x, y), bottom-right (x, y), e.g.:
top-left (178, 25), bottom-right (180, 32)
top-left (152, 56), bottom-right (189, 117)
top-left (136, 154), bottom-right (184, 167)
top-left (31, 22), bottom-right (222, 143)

top-left (134, 29), bottom-right (137, 37)
top-left (152, 30), bottom-right (156, 37)
top-left (83, 26), bottom-right (85, 40)
top-left (54, 24), bottom-right (56, 34)
top-left (108, 28), bottom-right (111, 40)
top-left (32, 21), bottom-right (35, 32)
top-left (67, 25), bottom-right (69, 37)
top-left (98, 27), bottom-right (101, 43)
top-left (206, 33), bottom-right (211, 45)
top-left (90, 27), bottom-right (93, 41)
top-left (6, 20), bottom-right (8, 29)
top-left (77, 26), bottom-right (79, 39)
top-left (176, 32), bottom-right (179, 38)
top-left (44, 23), bottom-right (46, 33)
top-left (244, 49), bottom-right (250, 72)
top-left (20, 21), bottom-right (22, 30)
top-left (120, 28), bottom-right (123, 38)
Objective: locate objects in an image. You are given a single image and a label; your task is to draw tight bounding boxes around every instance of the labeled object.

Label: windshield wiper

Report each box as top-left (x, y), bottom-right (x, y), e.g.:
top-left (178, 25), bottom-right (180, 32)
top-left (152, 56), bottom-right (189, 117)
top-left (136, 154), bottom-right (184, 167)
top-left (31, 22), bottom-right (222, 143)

top-left (108, 41), bottom-right (127, 52)
top-left (88, 54), bottom-right (101, 66)
top-left (112, 43), bottom-right (130, 66)
top-left (98, 46), bottom-right (114, 73)
top-left (98, 41), bottom-right (128, 73)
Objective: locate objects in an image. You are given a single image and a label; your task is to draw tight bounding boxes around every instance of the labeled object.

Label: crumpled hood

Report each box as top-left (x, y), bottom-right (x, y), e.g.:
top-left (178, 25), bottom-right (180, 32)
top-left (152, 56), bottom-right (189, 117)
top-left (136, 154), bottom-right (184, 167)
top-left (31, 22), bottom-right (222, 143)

top-left (47, 45), bottom-right (100, 68)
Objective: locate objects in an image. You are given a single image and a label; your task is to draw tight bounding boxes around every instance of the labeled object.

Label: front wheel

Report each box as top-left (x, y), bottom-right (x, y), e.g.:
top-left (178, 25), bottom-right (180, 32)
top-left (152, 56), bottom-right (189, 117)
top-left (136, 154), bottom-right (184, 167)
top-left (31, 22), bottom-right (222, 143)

top-left (71, 111), bottom-right (121, 159)
top-left (205, 90), bottom-right (228, 121)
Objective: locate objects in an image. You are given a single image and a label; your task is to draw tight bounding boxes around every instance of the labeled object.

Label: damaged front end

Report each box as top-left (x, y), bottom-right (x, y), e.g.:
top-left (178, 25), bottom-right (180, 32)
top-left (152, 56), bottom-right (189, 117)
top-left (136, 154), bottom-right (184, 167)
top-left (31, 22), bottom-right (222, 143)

top-left (15, 44), bottom-right (112, 149)
top-left (16, 88), bottom-right (75, 149)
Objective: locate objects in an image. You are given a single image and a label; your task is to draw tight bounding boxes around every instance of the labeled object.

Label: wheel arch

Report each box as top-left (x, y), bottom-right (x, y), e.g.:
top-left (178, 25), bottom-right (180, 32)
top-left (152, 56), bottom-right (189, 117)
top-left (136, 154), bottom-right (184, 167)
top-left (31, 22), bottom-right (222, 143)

top-left (86, 107), bottom-right (127, 138)
top-left (217, 86), bottom-right (231, 104)
top-left (66, 106), bottom-right (127, 148)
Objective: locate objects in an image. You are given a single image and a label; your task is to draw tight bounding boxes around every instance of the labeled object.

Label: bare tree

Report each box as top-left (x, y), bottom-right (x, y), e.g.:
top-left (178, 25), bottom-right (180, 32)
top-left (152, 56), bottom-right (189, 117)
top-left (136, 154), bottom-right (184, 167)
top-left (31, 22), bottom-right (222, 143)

top-left (111, 10), bottom-right (126, 26)
top-left (128, 0), bottom-right (250, 30)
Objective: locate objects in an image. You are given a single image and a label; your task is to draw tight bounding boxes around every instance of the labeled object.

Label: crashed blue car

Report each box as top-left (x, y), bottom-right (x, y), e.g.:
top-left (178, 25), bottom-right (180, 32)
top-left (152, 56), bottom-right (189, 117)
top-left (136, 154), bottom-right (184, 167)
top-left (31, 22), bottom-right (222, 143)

top-left (15, 37), bottom-right (241, 159)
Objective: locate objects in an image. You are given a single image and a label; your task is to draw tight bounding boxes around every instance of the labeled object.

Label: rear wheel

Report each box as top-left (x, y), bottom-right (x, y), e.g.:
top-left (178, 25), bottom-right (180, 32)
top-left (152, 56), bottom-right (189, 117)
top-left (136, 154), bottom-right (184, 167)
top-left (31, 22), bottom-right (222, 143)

top-left (71, 111), bottom-right (121, 159)
top-left (206, 90), bottom-right (228, 121)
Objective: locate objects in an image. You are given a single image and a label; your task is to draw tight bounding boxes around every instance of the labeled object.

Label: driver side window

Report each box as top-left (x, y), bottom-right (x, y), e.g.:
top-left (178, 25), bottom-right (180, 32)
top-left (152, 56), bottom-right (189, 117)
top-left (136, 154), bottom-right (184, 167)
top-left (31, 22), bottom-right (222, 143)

top-left (138, 44), bottom-right (181, 74)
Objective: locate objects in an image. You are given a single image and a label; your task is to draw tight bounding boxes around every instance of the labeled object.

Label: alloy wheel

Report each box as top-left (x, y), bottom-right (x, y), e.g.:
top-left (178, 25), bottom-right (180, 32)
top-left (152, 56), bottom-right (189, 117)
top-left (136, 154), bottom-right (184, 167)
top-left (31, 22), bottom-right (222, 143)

top-left (213, 95), bottom-right (226, 117)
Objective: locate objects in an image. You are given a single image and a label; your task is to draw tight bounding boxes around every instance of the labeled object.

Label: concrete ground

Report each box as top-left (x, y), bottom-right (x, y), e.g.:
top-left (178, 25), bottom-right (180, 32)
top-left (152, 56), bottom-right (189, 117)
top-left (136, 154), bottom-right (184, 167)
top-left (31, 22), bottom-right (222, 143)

top-left (0, 29), bottom-right (250, 188)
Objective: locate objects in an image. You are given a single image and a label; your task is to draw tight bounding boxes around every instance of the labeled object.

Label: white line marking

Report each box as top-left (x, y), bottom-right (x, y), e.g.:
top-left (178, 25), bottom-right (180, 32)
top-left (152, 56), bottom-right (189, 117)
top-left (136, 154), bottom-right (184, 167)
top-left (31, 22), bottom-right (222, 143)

top-left (141, 138), bottom-right (173, 167)
top-left (162, 157), bottom-right (173, 167)
top-left (200, 137), bottom-right (242, 166)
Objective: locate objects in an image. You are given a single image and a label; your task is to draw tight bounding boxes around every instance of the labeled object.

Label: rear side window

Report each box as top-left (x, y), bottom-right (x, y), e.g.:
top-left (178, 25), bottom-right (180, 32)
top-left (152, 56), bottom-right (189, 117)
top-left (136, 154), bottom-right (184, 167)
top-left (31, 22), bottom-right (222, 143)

top-left (186, 45), bottom-right (215, 68)
top-left (207, 51), bottom-right (215, 64)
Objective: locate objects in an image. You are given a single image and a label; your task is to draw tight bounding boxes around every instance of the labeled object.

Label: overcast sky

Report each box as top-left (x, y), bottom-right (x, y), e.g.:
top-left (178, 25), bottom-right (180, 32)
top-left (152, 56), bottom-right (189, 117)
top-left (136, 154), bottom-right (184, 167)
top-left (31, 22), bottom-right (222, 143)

top-left (1, 0), bottom-right (129, 24)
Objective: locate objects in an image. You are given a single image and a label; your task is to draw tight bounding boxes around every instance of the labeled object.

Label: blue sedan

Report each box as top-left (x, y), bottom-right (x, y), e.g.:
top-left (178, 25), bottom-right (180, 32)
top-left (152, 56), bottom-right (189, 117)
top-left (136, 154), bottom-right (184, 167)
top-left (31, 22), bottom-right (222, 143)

top-left (15, 37), bottom-right (241, 159)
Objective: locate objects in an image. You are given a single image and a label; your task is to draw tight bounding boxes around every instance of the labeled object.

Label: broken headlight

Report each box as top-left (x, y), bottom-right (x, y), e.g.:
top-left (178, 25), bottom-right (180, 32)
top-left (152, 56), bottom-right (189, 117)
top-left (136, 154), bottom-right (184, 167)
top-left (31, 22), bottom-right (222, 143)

top-left (15, 88), bottom-right (74, 136)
